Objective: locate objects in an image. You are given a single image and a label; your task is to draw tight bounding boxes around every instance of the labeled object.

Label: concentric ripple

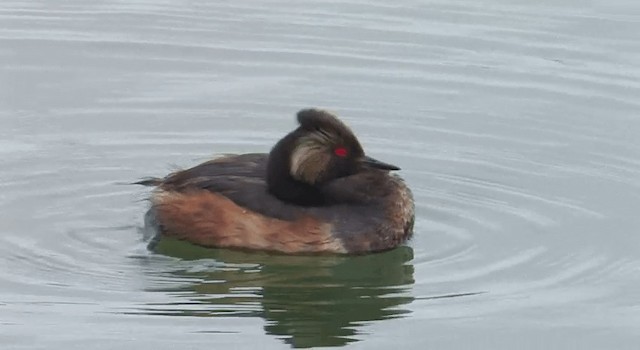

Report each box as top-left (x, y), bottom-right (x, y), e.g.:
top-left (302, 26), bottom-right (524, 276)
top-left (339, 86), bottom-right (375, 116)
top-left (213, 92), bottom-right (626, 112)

top-left (2, 0), bottom-right (640, 349)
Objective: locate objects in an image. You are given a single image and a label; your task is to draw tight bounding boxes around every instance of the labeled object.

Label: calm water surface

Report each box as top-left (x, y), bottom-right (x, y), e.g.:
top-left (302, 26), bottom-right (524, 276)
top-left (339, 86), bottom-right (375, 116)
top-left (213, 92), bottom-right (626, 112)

top-left (1, 0), bottom-right (640, 348)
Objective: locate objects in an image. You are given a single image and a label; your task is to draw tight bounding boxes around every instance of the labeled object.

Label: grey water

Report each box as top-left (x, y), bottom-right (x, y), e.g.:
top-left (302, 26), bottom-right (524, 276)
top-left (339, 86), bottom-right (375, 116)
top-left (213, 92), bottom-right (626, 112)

top-left (1, 0), bottom-right (640, 348)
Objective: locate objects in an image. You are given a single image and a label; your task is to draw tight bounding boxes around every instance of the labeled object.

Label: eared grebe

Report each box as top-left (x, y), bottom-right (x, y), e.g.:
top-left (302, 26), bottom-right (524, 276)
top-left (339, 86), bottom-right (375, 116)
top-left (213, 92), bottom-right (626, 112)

top-left (137, 109), bottom-right (414, 254)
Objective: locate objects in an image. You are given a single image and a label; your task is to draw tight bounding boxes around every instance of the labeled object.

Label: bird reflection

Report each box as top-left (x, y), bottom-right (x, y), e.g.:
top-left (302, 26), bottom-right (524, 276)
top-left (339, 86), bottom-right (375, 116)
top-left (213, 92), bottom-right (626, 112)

top-left (146, 238), bottom-right (415, 348)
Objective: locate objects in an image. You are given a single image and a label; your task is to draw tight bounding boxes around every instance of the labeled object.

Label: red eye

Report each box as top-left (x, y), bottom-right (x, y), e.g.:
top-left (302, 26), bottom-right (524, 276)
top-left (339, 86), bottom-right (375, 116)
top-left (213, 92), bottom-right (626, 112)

top-left (334, 147), bottom-right (348, 157)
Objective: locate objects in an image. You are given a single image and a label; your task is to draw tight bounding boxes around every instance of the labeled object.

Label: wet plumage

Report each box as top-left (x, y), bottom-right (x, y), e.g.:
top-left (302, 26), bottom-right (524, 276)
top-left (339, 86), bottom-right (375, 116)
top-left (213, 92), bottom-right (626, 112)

top-left (137, 109), bottom-right (414, 254)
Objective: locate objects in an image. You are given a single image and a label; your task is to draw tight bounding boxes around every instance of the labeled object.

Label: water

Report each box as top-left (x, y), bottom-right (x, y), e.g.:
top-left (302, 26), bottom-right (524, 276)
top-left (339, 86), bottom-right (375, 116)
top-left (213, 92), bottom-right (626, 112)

top-left (1, 0), bottom-right (640, 348)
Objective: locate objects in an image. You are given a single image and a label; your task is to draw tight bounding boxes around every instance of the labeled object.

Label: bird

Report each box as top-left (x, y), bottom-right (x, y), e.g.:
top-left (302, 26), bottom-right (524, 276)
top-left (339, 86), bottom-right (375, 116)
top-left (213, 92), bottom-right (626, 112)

top-left (136, 108), bottom-right (414, 255)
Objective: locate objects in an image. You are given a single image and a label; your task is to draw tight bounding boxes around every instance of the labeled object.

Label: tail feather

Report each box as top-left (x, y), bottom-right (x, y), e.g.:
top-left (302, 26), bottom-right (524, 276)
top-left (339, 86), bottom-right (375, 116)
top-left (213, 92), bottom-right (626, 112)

top-left (133, 177), bottom-right (163, 187)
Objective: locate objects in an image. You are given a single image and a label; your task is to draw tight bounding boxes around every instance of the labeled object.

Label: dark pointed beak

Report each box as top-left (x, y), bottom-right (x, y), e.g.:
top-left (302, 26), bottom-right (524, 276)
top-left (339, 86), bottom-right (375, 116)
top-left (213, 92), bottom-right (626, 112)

top-left (361, 156), bottom-right (400, 171)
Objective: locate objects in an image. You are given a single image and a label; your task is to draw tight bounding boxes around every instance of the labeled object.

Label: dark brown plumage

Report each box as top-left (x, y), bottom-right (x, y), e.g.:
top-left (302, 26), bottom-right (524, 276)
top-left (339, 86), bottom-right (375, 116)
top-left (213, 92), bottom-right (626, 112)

top-left (137, 109), bottom-right (414, 254)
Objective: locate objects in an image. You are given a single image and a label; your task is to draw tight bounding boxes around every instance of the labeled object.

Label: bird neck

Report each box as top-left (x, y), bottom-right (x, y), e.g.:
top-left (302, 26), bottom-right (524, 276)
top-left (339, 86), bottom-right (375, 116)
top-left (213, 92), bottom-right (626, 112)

top-left (266, 130), bottom-right (326, 206)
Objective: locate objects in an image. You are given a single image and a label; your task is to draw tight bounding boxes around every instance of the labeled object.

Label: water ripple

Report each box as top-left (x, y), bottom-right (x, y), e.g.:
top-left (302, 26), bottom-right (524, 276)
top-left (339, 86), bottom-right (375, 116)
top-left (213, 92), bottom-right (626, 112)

top-left (2, 0), bottom-right (640, 348)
